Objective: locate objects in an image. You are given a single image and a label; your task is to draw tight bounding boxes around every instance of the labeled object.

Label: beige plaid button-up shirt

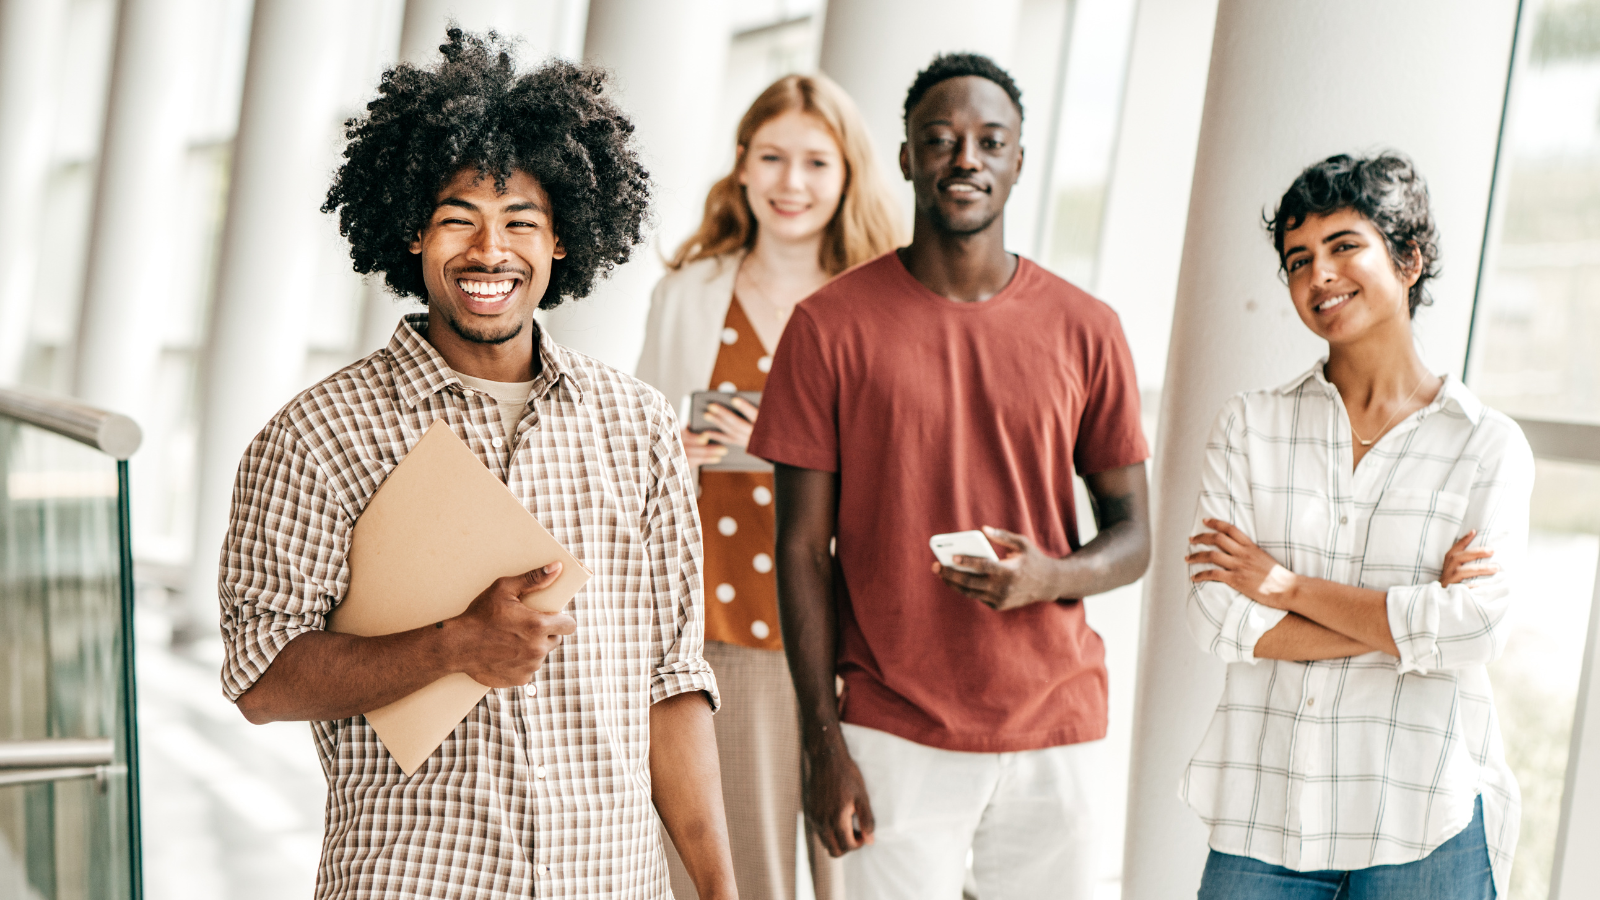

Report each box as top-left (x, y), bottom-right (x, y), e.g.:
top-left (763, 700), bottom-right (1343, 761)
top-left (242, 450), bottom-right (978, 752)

top-left (219, 313), bottom-right (718, 899)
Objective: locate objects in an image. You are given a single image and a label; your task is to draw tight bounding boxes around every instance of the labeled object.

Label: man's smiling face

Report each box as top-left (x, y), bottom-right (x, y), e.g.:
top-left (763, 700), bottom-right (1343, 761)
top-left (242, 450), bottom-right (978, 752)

top-left (409, 167), bottom-right (565, 347)
top-left (901, 75), bottom-right (1023, 237)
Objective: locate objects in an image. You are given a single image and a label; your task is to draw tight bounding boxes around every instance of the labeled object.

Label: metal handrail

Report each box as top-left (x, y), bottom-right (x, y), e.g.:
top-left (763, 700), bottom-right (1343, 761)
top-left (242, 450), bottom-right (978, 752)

top-left (1513, 417), bottom-right (1600, 465)
top-left (0, 738), bottom-right (115, 769)
top-left (0, 385), bottom-right (142, 459)
top-left (0, 765), bottom-right (127, 789)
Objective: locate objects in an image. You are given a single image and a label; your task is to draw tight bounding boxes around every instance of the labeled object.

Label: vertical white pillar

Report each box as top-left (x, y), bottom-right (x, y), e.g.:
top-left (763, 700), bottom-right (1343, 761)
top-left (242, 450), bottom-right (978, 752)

top-left (181, 0), bottom-right (349, 639)
top-left (1552, 551), bottom-right (1600, 899)
top-left (1121, 3), bottom-right (1520, 898)
top-left (0, 0), bottom-right (70, 384)
top-left (1091, 0), bottom-right (1218, 388)
top-left (538, 0), bottom-right (731, 371)
top-left (73, 0), bottom-right (202, 420)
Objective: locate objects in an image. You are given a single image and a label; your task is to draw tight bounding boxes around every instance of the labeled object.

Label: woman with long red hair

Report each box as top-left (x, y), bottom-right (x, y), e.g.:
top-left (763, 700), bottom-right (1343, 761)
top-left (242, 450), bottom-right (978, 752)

top-left (636, 73), bottom-right (902, 900)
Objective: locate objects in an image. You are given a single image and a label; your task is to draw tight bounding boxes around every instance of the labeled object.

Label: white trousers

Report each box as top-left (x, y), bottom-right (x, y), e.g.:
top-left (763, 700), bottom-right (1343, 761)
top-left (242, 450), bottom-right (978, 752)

top-left (840, 723), bottom-right (1099, 900)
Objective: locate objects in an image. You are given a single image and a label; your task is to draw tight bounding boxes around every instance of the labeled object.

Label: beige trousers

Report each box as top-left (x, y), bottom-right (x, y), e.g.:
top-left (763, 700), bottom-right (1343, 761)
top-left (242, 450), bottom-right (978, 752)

top-left (665, 641), bottom-right (844, 900)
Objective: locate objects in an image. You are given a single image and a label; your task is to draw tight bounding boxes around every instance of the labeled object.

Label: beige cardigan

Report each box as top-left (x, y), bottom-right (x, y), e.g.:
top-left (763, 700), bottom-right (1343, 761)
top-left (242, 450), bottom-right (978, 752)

top-left (633, 252), bottom-right (744, 416)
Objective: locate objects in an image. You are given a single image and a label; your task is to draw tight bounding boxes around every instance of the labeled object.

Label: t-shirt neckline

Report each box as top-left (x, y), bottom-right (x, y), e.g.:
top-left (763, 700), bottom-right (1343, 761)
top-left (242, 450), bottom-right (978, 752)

top-left (888, 250), bottom-right (1031, 312)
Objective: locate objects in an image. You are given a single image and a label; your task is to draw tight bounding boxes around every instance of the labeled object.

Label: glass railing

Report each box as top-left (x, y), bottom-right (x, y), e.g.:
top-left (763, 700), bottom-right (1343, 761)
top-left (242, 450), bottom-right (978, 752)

top-left (0, 386), bottom-right (143, 900)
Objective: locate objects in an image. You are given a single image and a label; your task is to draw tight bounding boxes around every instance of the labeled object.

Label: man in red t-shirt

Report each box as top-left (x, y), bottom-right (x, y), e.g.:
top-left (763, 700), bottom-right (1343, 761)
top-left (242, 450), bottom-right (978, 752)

top-left (746, 53), bottom-right (1151, 900)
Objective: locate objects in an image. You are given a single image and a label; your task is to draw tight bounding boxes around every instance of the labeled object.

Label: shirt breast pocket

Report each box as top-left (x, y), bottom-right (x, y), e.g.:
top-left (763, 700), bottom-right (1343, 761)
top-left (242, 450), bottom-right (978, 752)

top-left (1362, 489), bottom-right (1470, 586)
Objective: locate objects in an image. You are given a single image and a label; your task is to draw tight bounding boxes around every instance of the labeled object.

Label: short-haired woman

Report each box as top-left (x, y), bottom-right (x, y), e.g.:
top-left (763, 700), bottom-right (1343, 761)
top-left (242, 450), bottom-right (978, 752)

top-left (1182, 153), bottom-right (1531, 899)
top-left (635, 73), bottom-right (903, 900)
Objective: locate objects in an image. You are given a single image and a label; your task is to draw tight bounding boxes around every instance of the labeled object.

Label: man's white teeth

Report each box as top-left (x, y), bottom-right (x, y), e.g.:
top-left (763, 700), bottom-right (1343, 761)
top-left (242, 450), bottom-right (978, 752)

top-left (1317, 292), bottom-right (1353, 312)
top-left (948, 184), bottom-right (978, 193)
top-left (459, 279), bottom-right (514, 297)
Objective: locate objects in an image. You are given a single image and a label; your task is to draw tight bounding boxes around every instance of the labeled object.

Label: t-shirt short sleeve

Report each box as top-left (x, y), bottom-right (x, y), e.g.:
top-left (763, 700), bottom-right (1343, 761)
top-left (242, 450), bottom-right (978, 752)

top-left (1071, 311), bottom-right (1149, 476)
top-left (747, 307), bottom-right (839, 473)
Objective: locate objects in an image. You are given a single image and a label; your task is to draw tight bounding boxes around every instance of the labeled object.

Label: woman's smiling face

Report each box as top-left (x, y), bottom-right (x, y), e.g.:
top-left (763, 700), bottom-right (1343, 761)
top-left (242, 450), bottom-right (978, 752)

top-left (1282, 207), bottom-right (1420, 346)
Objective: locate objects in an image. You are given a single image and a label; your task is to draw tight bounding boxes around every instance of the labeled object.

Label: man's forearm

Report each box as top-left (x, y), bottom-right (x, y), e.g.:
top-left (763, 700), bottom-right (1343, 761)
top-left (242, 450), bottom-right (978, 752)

top-left (235, 624), bottom-right (459, 724)
top-left (773, 465), bottom-right (846, 753)
top-left (651, 692), bottom-right (737, 900)
top-left (1048, 462), bottom-right (1152, 599)
top-left (1254, 612), bottom-right (1379, 660)
top-left (1048, 517), bottom-right (1151, 598)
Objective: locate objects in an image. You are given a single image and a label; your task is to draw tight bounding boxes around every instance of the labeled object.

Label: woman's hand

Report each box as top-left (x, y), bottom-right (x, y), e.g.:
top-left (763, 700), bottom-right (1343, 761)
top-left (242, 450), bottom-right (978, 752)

top-left (1187, 518), bottom-right (1299, 609)
top-left (1440, 530), bottom-right (1497, 587)
top-left (701, 397), bottom-right (759, 451)
top-left (681, 428), bottom-right (728, 469)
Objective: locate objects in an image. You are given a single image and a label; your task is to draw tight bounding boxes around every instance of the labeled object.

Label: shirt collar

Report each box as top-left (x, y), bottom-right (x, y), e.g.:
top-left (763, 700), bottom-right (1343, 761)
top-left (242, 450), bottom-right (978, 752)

top-left (1275, 356), bottom-right (1482, 425)
top-left (386, 312), bottom-right (584, 409)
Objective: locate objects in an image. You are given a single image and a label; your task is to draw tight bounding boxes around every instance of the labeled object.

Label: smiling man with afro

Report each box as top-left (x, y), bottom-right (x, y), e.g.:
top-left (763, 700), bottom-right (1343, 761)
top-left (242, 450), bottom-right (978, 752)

top-left (217, 29), bottom-right (736, 900)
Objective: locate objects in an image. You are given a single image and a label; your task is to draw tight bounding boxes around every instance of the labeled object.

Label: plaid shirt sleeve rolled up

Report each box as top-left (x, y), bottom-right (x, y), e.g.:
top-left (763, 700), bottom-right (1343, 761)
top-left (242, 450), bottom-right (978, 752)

top-left (218, 314), bottom-right (718, 900)
top-left (1180, 361), bottom-right (1532, 899)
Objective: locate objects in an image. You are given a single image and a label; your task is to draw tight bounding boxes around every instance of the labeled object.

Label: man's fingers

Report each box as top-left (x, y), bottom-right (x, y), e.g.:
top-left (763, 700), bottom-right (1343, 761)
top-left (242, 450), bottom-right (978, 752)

top-left (543, 612), bottom-right (578, 636)
top-left (1189, 532), bottom-right (1222, 548)
top-left (729, 396), bottom-right (760, 418)
top-left (1450, 529), bottom-right (1479, 551)
top-left (854, 793), bottom-right (876, 844)
top-left (982, 526), bottom-right (1029, 552)
top-left (524, 562), bottom-right (563, 587)
top-left (1451, 548), bottom-right (1495, 562)
top-left (1190, 569), bottom-right (1227, 584)
top-left (834, 803), bottom-right (861, 852)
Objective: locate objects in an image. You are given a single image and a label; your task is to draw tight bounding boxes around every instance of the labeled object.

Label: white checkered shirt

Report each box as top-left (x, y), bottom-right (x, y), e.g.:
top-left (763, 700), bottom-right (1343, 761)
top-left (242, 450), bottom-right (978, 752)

top-left (1180, 362), bottom-right (1531, 897)
top-left (218, 314), bottom-right (718, 899)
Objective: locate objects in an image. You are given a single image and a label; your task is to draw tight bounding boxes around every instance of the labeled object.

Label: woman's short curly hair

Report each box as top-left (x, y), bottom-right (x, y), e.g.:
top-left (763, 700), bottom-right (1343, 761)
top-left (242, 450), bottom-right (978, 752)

top-left (323, 29), bottom-right (651, 309)
top-left (1266, 152), bottom-right (1439, 317)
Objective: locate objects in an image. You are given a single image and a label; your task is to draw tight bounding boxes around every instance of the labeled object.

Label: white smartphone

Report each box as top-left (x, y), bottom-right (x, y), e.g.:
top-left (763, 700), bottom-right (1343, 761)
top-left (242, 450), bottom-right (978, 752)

top-left (929, 530), bottom-right (1000, 573)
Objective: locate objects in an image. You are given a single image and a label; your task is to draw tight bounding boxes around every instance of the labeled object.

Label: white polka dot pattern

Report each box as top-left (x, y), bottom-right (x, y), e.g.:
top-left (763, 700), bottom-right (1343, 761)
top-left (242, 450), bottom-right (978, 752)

top-left (756, 356), bottom-right (772, 373)
top-left (716, 583), bottom-right (736, 603)
top-left (752, 486), bottom-right (772, 506)
top-left (750, 620), bottom-right (770, 640)
top-left (752, 553), bottom-right (773, 574)
top-left (718, 381), bottom-right (737, 392)
top-left (721, 327), bottom-right (739, 345)
top-left (717, 516), bottom-right (738, 536)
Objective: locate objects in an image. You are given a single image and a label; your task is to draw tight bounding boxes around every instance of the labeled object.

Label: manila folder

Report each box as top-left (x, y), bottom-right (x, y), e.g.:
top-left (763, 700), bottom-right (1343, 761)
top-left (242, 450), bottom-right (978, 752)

top-left (327, 418), bottom-right (589, 775)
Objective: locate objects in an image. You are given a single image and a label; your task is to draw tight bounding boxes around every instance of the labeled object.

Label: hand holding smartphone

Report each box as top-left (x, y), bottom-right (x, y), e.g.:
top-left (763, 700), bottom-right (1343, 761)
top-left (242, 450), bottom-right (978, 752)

top-left (929, 530), bottom-right (1000, 573)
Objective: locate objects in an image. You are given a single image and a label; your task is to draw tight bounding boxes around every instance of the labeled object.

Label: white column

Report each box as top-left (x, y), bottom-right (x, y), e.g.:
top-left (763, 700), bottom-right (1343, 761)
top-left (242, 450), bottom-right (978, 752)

top-left (1091, 0), bottom-right (1218, 388)
top-left (72, 0), bottom-right (202, 420)
top-left (816, 0), bottom-right (1024, 225)
top-left (1121, 3), bottom-right (1520, 898)
top-left (0, 0), bottom-right (70, 384)
top-left (1552, 551), bottom-right (1600, 899)
top-left (537, 0), bottom-right (731, 371)
top-left (181, 0), bottom-right (350, 639)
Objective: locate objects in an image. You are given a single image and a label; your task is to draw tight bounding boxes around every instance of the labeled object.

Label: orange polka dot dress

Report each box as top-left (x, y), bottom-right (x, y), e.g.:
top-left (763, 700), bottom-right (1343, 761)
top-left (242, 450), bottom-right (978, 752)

top-left (698, 297), bottom-right (782, 651)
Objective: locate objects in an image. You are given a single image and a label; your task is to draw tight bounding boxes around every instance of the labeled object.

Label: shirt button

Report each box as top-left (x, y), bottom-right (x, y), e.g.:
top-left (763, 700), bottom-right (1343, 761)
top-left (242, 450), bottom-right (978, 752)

top-left (536, 864), bottom-right (549, 875)
top-left (1339, 516), bottom-right (1348, 525)
top-left (535, 764), bottom-right (548, 779)
top-left (1306, 697), bottom-right (1315, 707)
top-left (492, 436), bottom-right (504, 448)
top-left (526, 683), bottom-right (538, 696)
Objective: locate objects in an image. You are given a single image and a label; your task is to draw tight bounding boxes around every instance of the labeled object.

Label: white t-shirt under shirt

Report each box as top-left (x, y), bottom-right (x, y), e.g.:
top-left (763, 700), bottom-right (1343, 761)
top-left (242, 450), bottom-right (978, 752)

top-left (453, 370), bottom-right (537, 443)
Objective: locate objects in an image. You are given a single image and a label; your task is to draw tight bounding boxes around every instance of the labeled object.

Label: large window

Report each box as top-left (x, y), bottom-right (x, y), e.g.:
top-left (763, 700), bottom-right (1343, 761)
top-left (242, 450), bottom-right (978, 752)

top-left (1469, 2), bottom-right (1600, 897)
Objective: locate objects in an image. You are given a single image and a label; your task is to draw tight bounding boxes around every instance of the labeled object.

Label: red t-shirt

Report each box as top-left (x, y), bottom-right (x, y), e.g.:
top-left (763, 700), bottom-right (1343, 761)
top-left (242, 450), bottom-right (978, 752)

top-left (747, 252), bottom-right (1149, 753)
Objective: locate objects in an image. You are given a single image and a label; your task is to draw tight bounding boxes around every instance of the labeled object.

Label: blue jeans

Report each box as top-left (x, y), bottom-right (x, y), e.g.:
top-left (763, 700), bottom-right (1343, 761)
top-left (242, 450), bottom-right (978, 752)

top-left (1196, 797), bottom-right (1495, 900)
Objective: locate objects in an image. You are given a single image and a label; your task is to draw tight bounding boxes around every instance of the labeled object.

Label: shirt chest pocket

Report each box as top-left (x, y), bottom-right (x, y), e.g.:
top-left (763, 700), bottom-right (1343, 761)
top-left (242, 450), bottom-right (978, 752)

top-left (1361, 489), bottom-right (1470, 586)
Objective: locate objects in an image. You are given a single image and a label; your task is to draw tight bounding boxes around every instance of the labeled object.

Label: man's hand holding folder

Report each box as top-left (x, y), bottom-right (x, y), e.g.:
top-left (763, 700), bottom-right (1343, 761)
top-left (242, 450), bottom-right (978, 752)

top-left (450, 564), bottom-right (576, 688)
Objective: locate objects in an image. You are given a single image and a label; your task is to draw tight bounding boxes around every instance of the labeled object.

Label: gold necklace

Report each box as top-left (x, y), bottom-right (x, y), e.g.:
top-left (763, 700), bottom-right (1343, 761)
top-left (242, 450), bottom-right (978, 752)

top-left (1349, 373), bottom-right (1432, 447)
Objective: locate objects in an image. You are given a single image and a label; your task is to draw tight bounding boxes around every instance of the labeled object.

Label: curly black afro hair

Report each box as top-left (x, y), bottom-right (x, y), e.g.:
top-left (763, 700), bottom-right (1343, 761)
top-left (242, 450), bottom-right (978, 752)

top-left (1267, 152), bottom-right (1439, 317)
top-left (323, 28), bottom-right (651, 309)
top-left (903, 52), bottom-right (1024, 125)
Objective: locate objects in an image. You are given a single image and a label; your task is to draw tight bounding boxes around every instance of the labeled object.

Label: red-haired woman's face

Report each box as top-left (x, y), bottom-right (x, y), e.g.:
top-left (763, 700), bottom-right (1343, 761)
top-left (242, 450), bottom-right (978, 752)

top-left (738, 111), bottom-right (846, 247)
